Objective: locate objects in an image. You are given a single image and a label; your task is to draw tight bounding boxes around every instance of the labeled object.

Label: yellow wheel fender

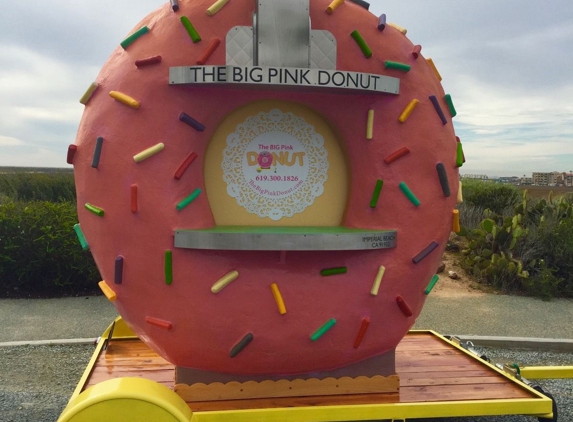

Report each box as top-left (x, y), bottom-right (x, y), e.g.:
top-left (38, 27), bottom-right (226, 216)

top-left (58, 377), bottom-right (192, 422)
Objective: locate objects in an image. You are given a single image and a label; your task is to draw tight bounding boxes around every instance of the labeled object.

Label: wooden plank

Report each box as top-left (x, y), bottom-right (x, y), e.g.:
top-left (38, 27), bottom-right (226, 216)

top-left (400, 376), bottom-right (507, 387)
top-left (400, 383), bottom-right (533, 402)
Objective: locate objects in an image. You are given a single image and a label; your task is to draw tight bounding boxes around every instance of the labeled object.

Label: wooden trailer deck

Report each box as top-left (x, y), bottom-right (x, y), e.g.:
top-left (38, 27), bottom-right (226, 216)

top-left (71, 321), bottom-right (553, 421)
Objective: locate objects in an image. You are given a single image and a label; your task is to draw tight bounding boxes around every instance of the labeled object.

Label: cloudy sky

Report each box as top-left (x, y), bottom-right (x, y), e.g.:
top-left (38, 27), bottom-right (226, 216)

top-left (1, 0), bottom-right (572, 176)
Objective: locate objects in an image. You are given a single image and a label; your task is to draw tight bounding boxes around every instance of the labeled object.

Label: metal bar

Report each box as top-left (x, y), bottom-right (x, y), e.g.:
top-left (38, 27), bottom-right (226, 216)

top-left (521, 366), bottom-right (573, 379)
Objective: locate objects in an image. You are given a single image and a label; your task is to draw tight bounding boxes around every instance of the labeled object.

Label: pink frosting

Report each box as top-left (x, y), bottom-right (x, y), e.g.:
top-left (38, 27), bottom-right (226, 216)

top-left (74, 0), bottom-right (459, 375)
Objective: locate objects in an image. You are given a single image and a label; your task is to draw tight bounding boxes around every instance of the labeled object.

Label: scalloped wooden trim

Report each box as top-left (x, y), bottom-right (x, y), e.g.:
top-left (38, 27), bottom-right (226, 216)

top-left (175, 374), bottom-right (399, 402)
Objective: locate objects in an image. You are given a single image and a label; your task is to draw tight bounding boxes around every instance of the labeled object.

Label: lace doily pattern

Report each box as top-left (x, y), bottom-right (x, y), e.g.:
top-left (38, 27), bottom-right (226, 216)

top-left (222, 109), bottom-right (329, 221)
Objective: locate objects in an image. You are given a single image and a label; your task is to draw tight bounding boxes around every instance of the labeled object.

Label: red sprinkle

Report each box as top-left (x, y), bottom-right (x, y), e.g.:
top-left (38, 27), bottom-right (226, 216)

top-left (174, 152), bottom-right (198, 180)
top-left (353, 317), bottom-right (371, 349)
top-left (412, 45), bottom-right (422, 59)
top-left (130, 185), bottom-right (138, 213)
top-left (146, 317), bottom-right (173, 331)
top-left (196, 38), bottom-right (221, 65)
top-left (135, 55), bottom-right (162, 68)
top-left (396, 296), bottom-right (413, 317)
top-left (384, 147), bottom-right (410, 164)
top-left (66, 145), bottom-right (77, 164)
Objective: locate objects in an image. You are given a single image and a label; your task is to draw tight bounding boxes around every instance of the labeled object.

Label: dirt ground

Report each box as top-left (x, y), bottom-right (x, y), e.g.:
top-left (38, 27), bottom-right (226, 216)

top-left (431, 251), bottom-right (491, 298)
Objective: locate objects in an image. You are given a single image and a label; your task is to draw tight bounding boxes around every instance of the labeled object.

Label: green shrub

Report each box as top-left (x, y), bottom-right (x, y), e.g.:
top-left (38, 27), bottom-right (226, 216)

top-left (0, 200), bottom-right (100, 297)
top-left (462, 179), bottom-right (520, 214)
top-left (0, 172), bottom-right (76, 202)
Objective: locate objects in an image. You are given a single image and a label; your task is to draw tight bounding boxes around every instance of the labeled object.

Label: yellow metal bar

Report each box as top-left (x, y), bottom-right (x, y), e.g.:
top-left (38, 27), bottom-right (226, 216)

top-left (521, 365), bottom-right (573, 379)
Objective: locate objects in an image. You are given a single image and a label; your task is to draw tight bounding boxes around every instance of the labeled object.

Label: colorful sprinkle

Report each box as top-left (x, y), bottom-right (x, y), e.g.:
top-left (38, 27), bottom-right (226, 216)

top-left (429, 95), bottom-right (447, 125)
top-left (366, 109), bottom-right (374, 139)
top-left (370, 265), bottom-right (385, 296)
top-left (270, 283), bottom-right (287, 315)
top-left (444, 94), bottom-right (457, 117)
top-left (98, 281), bottom-right (117, 302)
top-left (130, 185), bottom-right (138, 213)
top-left (456, 137), bottom-right (466, 163)
top-left (179, 112), bottom-right (205, 131)
top-left (396, 296), bottom-right (412, 317)
top-left (321, 267), bottom-right (347, 276)
top-left (427, 58), bottom-right (442, 81)
top-left (384, 147), bottom-right (410, 165)
top-left (353, 317), bottom-right (370, 348)
top-left (134, 143), bottom-right (164, 163)
top-left (164, 250), bottom-right (173, 285)
top-left (91, 137), bottom-right (103, 168)
top-left (206, 0), bottom-right (230, 16)
top-left (326, 0), bottom-right (345, 14)
top-left (412, 45), bottom-right (422, 59)
top-left (388, 23), bottom-right (407, 34)
top-left (399, 182), bottom-right (420, 207)
top-left (66, 145), bottom-right (77, 165)
top-left (311, 318), bottom-right (337, 341)
top-left (146, 317), bottom-right (173, 331)
top-left (456, 142), bottom-right (464, 168)
top-left (180, 16), bottom-right (201, 43)
top-left (230, 333), bottom-right (254, 357)
top-left (170, 0), bottom-right (180, 12)
top-left (120, 26), bottom-right (149, 50)
top-left (85, 203), bottom-right (104, 217)
top-left (412, 241), bottom-right (439, 264)
top-left (377, 14), bottom-right (386, 31)
top-left (211, 270), bottom-right (239, 293)
top-left (176, 188), bottom-right (202, 211)
top-left (436, 163), bottom-right (451, 197)
top-left (114, 256), bottom-right (124, 285)
top-left (349, 0), bottom-right (369, 10)
top-left (109, 91), bottom-right (140, 109)
top-left (350, 30), bottom-right (372, 58)
top-left (73, 223), bottom-right (89, 250)
top-left (424, 275), bottom-right (440, 295)
top-left (370, 179), bottom-right (384, 208)
top-left (135, 55), bottom-right (162, 68)
top-left (384, 61), bottom-right (411, 72)
top-left (452, 209), bottom-right (461, 233)
top-left (457, 181), bottom-right (464, 204)
top-left (174, 152), bottom-right (198, 180)
top-left (197, 38), bottom-right (221, 65)
top-left (79, 82), bottom-right (99, 105)
top-left (398, 99), bottom-right (419, 123)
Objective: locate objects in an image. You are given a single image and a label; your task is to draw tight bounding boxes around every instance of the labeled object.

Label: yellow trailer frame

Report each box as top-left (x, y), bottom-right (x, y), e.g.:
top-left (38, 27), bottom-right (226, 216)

top-left (59, 317), bottom-right (556, 422)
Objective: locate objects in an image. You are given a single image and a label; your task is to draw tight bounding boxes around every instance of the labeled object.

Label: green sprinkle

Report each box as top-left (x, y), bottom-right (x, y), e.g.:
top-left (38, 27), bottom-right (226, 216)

top-left (73, 224), bottom-right (89, 251)
top-left (165, 250), bottom-right (173, 285)
top-left (180, 16), bottom-right (201, 43)
top-left (311, 318), bottom-right (337, 341)
top-left (176, 188), bottom-right (202, 211)
top-left (120, 26), bottom-right (149, 50)
top-left (456, 142), bottom-right (464, 168)
top-left (321, 267), bottom-right (347, 276)
top-left (370, 179), bottom-right (384, 208)
top-left (444, 94), bottom-right (457, 117)
top-left (350, 30), bottom-right (372, 58)
top-left (384, 61), bottom-right (411, 72)
top-left (85, 203), bottom-right (104, 217)
top-left (399, 182), bottom-right (420, 207)
top-left (424, 274), bottom-right (440, 295)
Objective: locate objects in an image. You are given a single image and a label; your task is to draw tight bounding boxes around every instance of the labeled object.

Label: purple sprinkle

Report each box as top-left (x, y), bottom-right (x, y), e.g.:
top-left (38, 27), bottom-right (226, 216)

top-left (378, 14), bottom-right (387, 31)
top-left (429, 95), bottom-right (448, 125)
top-left (91, 137), bottom-right (103, 168)
top-left (179, 112), bottom-right (205, 132)
top-left (170, 0), bottom-right (179, 12)
top-left (114, 256), bottom-right (124, 284)
top-left (412, 241), bottom-right (439, 264)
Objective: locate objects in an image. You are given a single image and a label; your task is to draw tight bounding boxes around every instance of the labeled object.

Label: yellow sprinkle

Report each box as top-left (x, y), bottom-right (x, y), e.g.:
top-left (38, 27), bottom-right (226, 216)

top-left (388, 22), bottom-right (407, 35)
top-left (211, 270), bottom-right (239, 293)
top-left (133, 143), bottom-right (165, 163)
top-left (270, 283), bottom-right (287, 315)
top-left (98, 281), bottom-right (117, 302)
top-left (326, 0), bottom-right (345, 14)
top-left (453, 209), bottom-right (461, 233)
top-left (427, 58), bottom-right (443, 81)
top-left (399, 99), bottom-right (419, 123)
top-left (109, 91), bottom-right (140, 109)
top-left (206, 0), bottom-right (229, 15)
top-left (370, 266), bottom-right (385, 296)
top-left (366, 109), bottom-right (374, 140)
top-left (457, 181), bottom-right (464, 204)
top-left (79, 82), bottom-right (99, 105)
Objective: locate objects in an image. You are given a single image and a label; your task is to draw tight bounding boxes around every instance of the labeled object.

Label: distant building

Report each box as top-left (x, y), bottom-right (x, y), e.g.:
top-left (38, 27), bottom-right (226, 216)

top-left (564, 173), bottom-right (573, 187)
top-left (532, 172), bottom-right (561, 186)
top-left (461, 174), bottom-right (489, 180)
